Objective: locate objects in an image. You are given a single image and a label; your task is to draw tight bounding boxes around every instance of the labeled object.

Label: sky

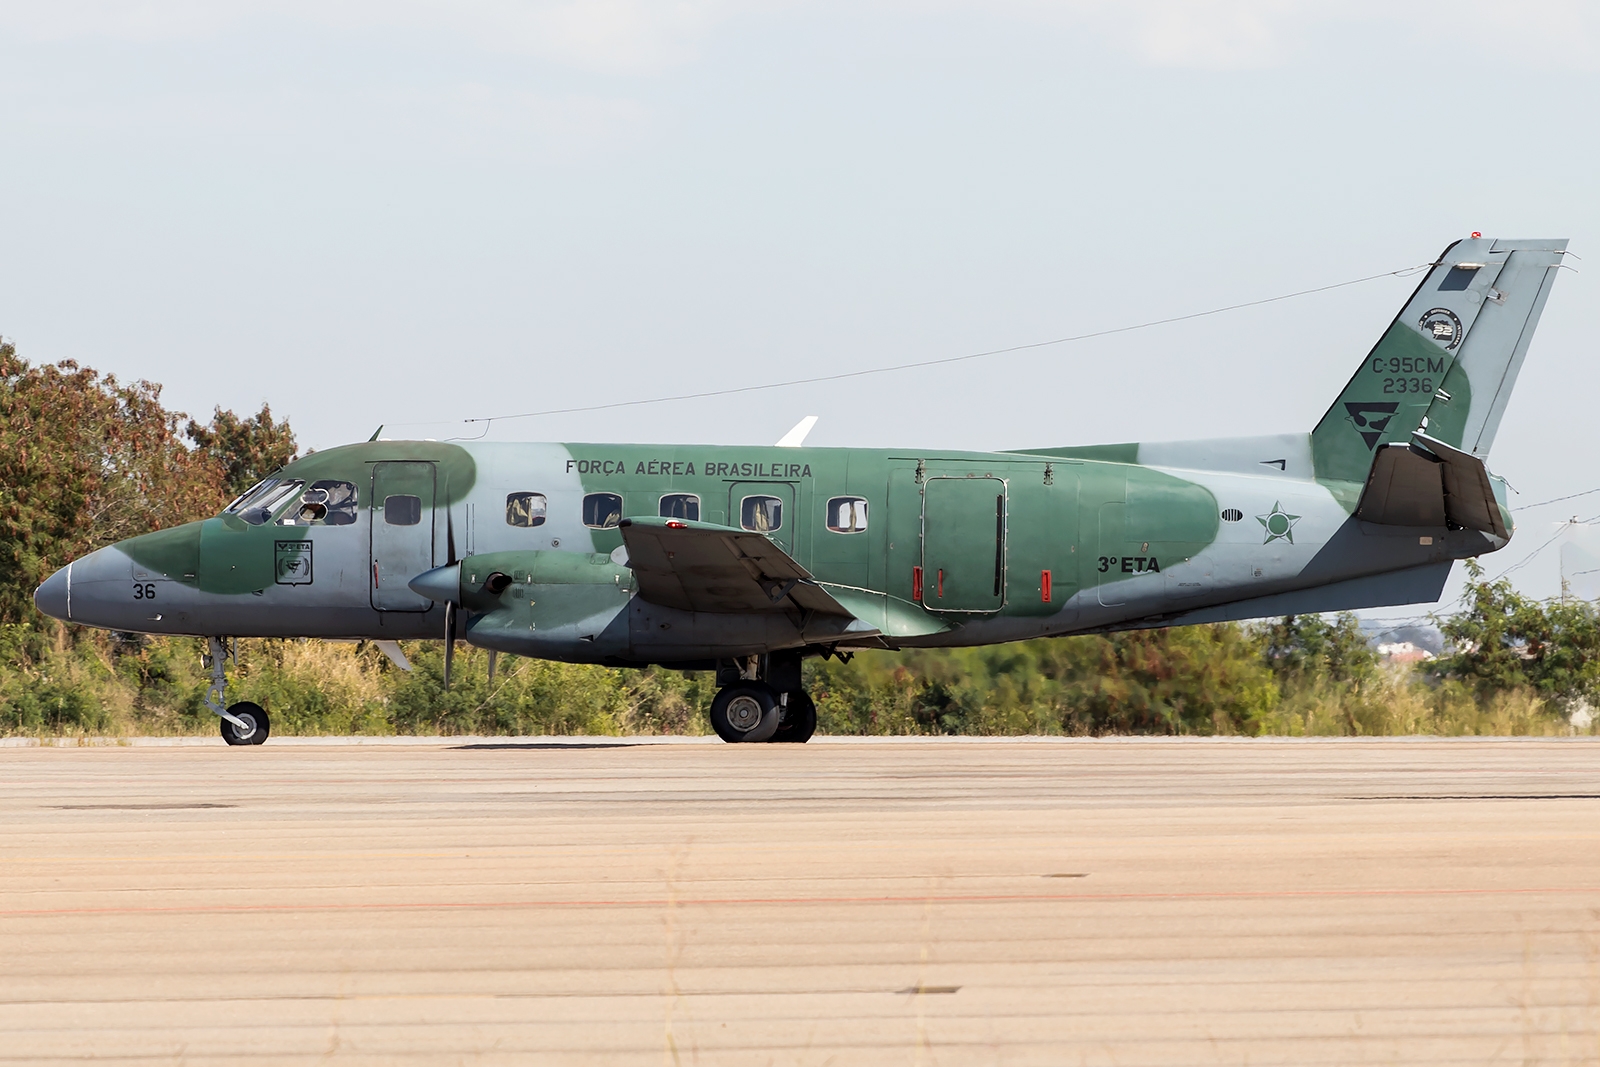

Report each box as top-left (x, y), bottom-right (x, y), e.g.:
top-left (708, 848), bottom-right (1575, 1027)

top-left (2, 0), bottom-right (1597, 611)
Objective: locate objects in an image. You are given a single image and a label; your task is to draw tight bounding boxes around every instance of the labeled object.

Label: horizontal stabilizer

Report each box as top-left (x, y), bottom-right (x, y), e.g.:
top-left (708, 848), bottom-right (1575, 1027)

top-left (1355, 431), bottom-right (1508, 539)
top-left (1157, 563), bottom-right (1453, 628)
top-left (617, 517), bottom-right (870, 625)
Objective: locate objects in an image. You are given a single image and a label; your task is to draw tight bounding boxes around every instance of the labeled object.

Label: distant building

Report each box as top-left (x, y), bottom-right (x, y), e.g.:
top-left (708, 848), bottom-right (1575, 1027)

top-left (1377, 641), bottom-right (1434, 665)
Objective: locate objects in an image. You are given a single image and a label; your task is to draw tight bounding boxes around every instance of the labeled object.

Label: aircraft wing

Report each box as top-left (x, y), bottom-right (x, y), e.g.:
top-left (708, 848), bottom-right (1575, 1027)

top-left (616, 517), bottom-right (858, 617)
top-left (1355, 431), bottom-right (1510, 540)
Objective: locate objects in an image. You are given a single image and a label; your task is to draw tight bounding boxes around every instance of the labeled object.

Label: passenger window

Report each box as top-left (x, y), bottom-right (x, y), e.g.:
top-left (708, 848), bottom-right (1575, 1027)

top-left (826, 496), bottom-right (868, 534)
top-left (279, 481), bottom-right (358, 526)
top-left (506, 492), bottom-right (547, 528)
top-left (741, 495), bottom-right (783, 533)
top-left (384, 494), bottom-right (422, 526)
top-left (582, 492), bottom-right (623, 529)
top-left (659, 493), bottom-right (700, 521)
top-left (234, 481), bottom-right (303, 526)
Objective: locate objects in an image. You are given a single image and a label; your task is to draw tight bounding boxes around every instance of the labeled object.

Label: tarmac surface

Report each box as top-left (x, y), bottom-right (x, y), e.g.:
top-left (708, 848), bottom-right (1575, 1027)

top-left (2, 736), bottom-right (1599, 1066)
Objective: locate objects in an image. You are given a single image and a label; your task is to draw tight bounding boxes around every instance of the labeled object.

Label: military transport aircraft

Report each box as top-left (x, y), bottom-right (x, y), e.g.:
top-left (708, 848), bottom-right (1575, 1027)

top-left (33, 236), bottom-right (1568, 744)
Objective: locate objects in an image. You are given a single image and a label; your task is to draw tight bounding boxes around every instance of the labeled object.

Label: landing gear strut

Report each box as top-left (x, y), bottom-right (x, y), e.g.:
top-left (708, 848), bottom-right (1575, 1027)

top-left (709, 652), bottom-right (816, 744)
top-left (204, 636), bottom-right (271, 746)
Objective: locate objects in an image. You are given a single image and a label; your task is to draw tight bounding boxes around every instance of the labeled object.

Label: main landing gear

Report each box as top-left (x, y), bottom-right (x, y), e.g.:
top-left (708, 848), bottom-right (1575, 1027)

top-left (708, 653), bottom-right (817, 744)
top-left (204, 636), bottom-right (271, 746)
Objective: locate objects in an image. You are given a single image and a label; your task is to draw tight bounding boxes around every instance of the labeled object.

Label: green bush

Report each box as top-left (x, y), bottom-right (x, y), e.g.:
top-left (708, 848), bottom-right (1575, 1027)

top-left (2, 580), bottom-right (1596, 739)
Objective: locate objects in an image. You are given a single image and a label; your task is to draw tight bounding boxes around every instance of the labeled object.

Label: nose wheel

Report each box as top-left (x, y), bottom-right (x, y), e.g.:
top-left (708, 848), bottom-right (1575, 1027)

top-left (204, 636), bottom-right (271, 746)
top-left (220, 702), bottom-right (270, 745)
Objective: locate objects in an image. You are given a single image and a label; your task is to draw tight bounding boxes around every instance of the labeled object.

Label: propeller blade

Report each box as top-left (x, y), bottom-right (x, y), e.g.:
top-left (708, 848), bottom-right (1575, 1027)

top-left (487, 649), bottom-right (497, 683)
top-left (443, 600), bottom-right (456, 690)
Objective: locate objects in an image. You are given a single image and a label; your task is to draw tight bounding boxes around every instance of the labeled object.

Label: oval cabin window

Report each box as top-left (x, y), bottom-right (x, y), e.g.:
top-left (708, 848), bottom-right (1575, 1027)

top-left (740, 495), bottom-right (783, 533)
top-left (659, 493), bottom-right (700, 521)
top-left (826, 496), bottom-right (868, 534)
top-left (506, 492), bottom-right (547, 527)
top-left (582, 492), bottom-right (623, 529)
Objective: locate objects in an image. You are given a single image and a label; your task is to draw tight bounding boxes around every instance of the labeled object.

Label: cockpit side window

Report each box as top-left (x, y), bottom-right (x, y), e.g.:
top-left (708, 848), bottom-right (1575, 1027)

top-left (233, 480), bottom-right (304, 526)
top-left (506, 492), bottom-right (547, 527)
top-left (582, 492), bottom-right (623, 529)
top-left (279, 481), bottom-right (359, 526)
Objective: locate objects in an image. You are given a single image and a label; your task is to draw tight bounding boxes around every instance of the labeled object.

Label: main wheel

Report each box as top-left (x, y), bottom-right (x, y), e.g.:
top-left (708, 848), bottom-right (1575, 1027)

top-left (220, 701), bottom-right (270, 746)
top-left (773, 690), bottom-right (817, 743)
top-left (709, 683), bottom-right (781, 743)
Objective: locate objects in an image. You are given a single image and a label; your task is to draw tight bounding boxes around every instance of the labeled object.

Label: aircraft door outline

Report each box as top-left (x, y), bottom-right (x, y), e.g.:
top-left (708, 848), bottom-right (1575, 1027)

top-left (920, 476), bottom-right (1007, 613)
top-left (370, 461), bottom-right (437, 612)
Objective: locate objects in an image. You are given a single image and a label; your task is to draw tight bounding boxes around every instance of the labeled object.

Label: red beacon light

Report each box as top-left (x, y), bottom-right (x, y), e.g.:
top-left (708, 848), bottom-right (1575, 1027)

top-left (665, 520), bottom-right (687, 529)
top-left (1471, 231), bottom-right (1482, 238)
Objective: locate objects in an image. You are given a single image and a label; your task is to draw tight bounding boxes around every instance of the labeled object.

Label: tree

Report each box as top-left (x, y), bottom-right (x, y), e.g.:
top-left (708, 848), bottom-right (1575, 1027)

top-left (1260, 612), bottom-right (1378, 685)
top-left (1434, 560), bottom-right (1600, 703)
top-left (186, 404), bottom-right (298, 498)
top-left (0, 339), bottom-right (296, 624)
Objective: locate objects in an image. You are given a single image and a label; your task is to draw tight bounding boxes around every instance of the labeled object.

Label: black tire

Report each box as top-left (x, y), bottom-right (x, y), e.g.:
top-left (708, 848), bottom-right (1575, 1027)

top-left (773, 690), bottom-right (817, 743)
top-left (709, 683), bottom-right (781, 743)
top-left (220, 702), bottom-right (270, 746)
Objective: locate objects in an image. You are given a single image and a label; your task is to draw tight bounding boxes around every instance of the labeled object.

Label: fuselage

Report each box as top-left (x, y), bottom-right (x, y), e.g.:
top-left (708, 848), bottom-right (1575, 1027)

top-left (33, 434), bottom-right (1505, 666)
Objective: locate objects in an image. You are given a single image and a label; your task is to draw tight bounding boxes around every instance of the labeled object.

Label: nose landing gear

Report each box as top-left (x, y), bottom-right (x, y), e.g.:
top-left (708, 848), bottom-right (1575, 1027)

top-left (709, 653), bottom-right (817, 744)
top-left (204, 637), bottom-right (271, 746)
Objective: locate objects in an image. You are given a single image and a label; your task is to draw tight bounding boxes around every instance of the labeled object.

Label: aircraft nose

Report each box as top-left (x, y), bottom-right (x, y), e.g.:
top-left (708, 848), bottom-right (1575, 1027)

top-left (34, 564), bottom-right (71, 621)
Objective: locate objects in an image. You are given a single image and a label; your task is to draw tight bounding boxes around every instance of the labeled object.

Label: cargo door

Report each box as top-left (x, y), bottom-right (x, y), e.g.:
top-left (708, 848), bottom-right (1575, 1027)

top-left (921, 476), bottom-right (1005, 612)
top-left (370, 461), bottom-right (436, 611)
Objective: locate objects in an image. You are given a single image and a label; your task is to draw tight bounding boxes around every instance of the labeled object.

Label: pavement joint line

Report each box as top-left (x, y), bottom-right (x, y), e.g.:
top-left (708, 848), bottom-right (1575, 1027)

top-left (5, 884), bottom-right (1600, 917)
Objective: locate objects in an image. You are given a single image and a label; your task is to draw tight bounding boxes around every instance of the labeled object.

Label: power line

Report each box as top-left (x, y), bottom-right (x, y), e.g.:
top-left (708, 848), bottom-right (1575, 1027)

top-left (1498, 522), bottom-right (1575, 577)
top-left (1514, 487), bottom-right (1600, 511)
top-left (455, 261), bottom-right (1432, 432)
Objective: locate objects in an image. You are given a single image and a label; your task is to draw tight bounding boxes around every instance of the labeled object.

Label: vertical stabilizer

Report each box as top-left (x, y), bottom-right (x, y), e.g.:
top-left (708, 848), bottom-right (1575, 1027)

top-left (1311, 237), bottom-right (1567, 485)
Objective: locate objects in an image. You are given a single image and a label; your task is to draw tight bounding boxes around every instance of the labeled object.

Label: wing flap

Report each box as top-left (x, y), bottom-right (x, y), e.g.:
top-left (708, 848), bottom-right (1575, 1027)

top-left (617, 517), bottom-right (859, 618)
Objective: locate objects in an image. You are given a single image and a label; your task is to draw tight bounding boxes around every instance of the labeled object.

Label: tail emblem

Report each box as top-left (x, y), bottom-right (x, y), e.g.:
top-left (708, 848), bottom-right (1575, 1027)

top-left (1344, 402), bottom-right (1400, 450)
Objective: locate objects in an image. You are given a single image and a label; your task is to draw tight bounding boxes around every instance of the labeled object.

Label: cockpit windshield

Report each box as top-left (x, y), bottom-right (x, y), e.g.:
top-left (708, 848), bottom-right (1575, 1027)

top-left (226, 479), bottom-right (304, 526)
top-left (224, 478), bottom-right (280, 515)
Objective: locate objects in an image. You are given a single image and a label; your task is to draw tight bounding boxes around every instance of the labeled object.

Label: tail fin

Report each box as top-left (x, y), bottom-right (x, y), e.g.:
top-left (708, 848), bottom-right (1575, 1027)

top-left (1311, 237), bottom-right (1568, 484)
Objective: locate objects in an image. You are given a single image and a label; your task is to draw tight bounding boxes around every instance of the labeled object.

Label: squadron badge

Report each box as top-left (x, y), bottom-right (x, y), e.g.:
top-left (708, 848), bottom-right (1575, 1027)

top-left (275, 541), bottom-right (313, 585)
top-left (1418, 308), bottom-right (1464, 349)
